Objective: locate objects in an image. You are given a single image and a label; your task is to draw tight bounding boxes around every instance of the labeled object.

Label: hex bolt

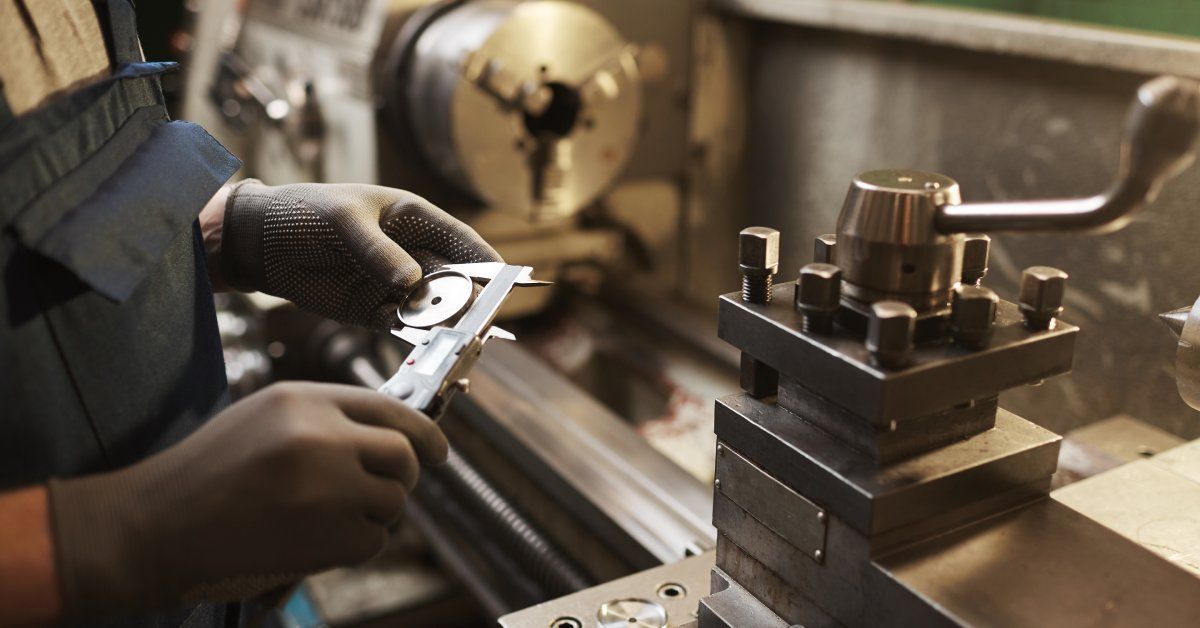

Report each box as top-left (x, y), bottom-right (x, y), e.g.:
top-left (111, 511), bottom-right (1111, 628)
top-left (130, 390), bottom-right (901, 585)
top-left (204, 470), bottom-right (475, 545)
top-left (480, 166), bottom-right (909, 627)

top-left (813, 233), bottom-right (837, 264)
top-left (961, 234), bottom-right (991, 285)
top-left (739, 227), bottom-right (780, 303)
top-left (866, 301), bottom-right (917, 368)
top-left (796, 263), bottom-right (842, 334)
top-left (951, 285), bottom-right (999, 349)
top-left (1019, 266), bottom-right (1069, 330)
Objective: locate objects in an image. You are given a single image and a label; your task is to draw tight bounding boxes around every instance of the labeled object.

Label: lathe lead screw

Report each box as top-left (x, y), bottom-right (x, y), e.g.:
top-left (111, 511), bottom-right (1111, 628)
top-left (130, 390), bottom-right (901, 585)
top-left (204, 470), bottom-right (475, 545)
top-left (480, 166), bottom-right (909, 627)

top-left (739, 227), bottom-right (780, 304)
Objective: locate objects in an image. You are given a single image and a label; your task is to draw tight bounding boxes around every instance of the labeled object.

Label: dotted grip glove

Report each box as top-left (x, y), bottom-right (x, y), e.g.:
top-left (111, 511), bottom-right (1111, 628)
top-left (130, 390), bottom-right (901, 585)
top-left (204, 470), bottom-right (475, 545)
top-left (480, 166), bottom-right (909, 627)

top-left (221, 180), bottom-right (500, 329)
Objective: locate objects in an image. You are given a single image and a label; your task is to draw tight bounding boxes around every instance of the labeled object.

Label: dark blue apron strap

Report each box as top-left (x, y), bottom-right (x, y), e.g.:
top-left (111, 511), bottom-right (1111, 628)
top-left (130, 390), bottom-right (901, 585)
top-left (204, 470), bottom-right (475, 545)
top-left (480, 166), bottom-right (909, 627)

top-left (0, 62), bottom-right (177, 227)
top-left (101, 0), bottom-right (145, 64)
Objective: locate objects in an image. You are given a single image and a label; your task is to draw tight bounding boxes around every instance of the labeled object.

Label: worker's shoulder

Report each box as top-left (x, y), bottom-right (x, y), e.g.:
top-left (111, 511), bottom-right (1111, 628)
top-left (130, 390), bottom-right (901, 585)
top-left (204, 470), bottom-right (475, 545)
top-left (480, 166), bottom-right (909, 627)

top-left (0, 0), bottom-right (112, 116)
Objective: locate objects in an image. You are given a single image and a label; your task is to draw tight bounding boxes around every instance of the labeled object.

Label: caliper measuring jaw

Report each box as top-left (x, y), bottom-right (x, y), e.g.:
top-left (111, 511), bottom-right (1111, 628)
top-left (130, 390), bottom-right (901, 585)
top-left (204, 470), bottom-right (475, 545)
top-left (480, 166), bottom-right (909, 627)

top-left (379, 262), bottom-right (550, 419)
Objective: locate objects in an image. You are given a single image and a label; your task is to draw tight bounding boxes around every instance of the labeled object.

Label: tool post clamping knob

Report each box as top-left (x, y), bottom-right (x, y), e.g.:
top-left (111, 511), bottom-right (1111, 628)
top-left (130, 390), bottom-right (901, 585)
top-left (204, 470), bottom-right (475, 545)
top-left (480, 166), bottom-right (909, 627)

top-left (936, 75), bottom-right (1200, 234)
top-left (832, 75), bottom-right (1200, 313)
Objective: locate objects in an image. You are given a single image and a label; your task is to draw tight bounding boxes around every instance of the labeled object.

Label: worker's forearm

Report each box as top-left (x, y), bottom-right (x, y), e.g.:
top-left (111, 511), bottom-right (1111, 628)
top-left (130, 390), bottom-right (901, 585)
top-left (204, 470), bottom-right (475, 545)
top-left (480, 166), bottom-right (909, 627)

top-left (199, 184), bottom-right (233, 292)
top-left (0, 486), bottom-right (62, 626)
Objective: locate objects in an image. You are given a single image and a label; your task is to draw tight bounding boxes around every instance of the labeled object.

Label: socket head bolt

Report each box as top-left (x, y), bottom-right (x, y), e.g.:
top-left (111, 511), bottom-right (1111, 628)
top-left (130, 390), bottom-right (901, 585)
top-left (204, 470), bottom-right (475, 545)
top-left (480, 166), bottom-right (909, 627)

top-left (1019, 266), bottom-right (1069, 330)
top-left (866, 301), bottom-right (917, 369)
top-left (797, 263), bottom-right (842, 334)
top-left (951, 285), bottom-right (999, 349)
top-left (813, 233), bottom-right (837, 264)
top-left (739, 227), bottom-right (780, 304)
top-left (961, 234), bottom-right (991, 285)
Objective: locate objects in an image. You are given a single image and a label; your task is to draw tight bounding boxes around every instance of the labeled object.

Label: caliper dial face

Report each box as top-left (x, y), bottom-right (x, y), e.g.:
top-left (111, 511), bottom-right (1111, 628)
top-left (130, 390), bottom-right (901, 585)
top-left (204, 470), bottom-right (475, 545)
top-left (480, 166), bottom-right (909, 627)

top-left (399, 270), bottom-right (475, 329)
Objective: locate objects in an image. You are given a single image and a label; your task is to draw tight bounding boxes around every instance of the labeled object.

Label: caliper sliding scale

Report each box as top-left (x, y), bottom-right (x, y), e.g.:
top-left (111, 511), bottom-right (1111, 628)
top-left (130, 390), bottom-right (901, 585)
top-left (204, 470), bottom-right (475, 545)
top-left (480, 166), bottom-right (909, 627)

top-left (379, 262), bottom-right (549, 419)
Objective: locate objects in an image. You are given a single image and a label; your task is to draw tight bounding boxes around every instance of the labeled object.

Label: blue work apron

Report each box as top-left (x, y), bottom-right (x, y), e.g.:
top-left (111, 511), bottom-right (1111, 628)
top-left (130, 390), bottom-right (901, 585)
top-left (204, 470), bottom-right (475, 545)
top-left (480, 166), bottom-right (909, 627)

top-left (0, 1), bottom-right (241, 626)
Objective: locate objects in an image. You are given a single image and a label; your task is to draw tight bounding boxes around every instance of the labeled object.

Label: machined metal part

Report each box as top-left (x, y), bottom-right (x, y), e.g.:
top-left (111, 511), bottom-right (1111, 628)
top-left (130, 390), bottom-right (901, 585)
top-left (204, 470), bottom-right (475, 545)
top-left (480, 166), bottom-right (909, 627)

top-left (738, 353), bottom-right (778, 399)
top-left (959, 233), bottom-right (990, 286)
top-left (950, 285), bottom-right (999, 349)
top-left (795, 263), bottom-right (841, 334)
top-left (834, 170), bottom-right (964, 311)
top-left (498, 551), bottom-right (713, 628)
top-left (714, 395), bottom-right (1060, 537)
top-left (875, 498), bottom-right (1200, 627)
top-left (398, 270), bottom-right (476, 328)
top-left (1053, 437), bottom-right (1200, 575)
top-left (813, 233), bottom-right (837, 264)
top-left (737, 227), bottom-right (779, 304)
top-left (1018, 266), bottom-right (1068, 331)
top-left (776, 382), bottom-right (999, 464)
top-left (714, 444), bottom-right (826, 563)
top-left (698, 567), bottom-right (789, 628)
top-left (401, 0), bottom-right (642, 220)
top-left (596, 599), bottom-right (667, 628)
top-left (719, 283), bottom-right (1077, 426)
top-left (1161, 296), bottom-right (1200, 411)
top-left (865, 301), bottom-right (917, 368)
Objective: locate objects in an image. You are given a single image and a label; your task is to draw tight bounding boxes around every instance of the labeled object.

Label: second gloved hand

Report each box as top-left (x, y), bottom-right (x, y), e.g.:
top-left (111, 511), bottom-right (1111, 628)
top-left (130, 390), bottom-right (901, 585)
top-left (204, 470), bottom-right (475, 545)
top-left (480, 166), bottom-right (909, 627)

top-left (47, 382), bottom-right (448, 618)
top-left (220, 180), bottom-right (501, 329)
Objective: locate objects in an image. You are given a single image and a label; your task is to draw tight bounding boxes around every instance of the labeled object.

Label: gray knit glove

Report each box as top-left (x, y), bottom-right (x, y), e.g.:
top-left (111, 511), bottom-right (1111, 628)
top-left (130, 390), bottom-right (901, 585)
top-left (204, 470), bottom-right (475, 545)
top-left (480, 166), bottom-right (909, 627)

top-left (221, 180), bottom-right (500, 329)
top-left (48, 382), bottom-right (448, 618)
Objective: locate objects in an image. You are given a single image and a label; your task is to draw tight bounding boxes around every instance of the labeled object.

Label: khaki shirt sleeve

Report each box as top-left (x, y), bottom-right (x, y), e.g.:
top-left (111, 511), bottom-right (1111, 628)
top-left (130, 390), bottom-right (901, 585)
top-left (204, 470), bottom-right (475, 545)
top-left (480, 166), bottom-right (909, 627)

top-left (0, 0), bottom-right (111, 116)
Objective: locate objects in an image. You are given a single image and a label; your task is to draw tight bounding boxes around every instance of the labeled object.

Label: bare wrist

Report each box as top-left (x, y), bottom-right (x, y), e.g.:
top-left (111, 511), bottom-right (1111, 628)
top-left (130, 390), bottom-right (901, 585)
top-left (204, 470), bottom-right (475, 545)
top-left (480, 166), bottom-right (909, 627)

top-left (200, 185), bottom-right (233, 292)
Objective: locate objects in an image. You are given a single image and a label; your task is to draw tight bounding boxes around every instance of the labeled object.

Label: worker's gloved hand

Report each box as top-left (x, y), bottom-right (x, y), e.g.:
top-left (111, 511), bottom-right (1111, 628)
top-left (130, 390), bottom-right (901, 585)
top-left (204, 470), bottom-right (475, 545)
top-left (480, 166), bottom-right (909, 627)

top-left (220, 180), bottom-right (501, 329)
top-left (47, 382), bottom-right (447, 618)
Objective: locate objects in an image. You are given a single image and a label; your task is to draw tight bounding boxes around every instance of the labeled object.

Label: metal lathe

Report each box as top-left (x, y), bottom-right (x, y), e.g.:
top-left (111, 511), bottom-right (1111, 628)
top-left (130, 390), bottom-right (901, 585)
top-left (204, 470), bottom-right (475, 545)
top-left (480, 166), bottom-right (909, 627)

top-left (180, 1), bottom-right (1200, 625)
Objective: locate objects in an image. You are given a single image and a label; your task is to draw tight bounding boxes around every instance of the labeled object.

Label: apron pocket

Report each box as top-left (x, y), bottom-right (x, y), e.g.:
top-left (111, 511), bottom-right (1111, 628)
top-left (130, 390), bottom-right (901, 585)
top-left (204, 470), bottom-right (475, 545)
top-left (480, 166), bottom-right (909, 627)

top-left (14, 119), bottom-right (240, 302)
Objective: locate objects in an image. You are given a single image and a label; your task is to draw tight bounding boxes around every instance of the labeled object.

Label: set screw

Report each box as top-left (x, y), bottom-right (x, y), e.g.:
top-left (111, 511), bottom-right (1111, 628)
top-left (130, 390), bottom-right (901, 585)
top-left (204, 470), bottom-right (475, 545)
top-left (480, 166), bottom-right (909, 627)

top-left (961, 234), bottom-right (991, 285)
top-left (797, 263), bottom-right (842, 334)
top-left (739, 227), bottom-right (780, 304)
top-left (1019, 266), bottom-right (1068, 330)
top-left (813, 233), bottom-right (837, 264)
top-left (951, 285), bottom-right (999, 349)
top-left (867, 301), bottom-right (917, 368)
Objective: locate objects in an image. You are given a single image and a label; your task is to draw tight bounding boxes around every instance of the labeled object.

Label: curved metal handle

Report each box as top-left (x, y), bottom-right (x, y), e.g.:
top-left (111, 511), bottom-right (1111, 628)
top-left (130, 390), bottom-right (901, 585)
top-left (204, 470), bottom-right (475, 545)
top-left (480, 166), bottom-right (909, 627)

top-left (936, 75), bottom-right (1200, 234)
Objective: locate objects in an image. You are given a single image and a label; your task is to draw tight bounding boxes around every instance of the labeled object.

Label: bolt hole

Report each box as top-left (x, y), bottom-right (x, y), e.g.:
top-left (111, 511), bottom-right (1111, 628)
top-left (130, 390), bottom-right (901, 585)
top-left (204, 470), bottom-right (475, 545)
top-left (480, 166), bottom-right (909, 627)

top-left (1137, 445), bottom-right (1157, 458)
top-left (550, 617), bottom-right (581, 628)
top-left (901, 263), bottom-right (916, 274)
top-left (539, 64), bottom-right (549, 75)
top-left (657, 583), bottom-right (687, 599)
top-left (431, 296), bottom-right (443, 305)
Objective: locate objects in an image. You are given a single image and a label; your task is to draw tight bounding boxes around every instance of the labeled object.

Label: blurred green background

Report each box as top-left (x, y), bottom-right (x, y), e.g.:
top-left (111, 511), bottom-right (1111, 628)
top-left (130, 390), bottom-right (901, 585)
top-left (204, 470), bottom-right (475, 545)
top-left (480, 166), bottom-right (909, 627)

top-left (917, 0), bottom-right (1200, 39)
